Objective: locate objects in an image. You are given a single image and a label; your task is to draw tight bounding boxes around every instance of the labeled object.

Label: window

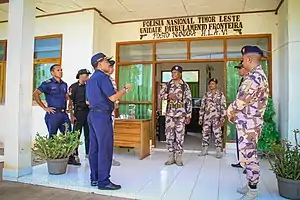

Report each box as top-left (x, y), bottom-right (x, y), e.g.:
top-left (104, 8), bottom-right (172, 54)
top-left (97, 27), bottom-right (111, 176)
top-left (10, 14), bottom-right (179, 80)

top-left (0, 40), bottom-right (7, 104)
top-left (33, 35), bottom-right (62, 101)
top-left (161, 70), bottom-right (199, 83)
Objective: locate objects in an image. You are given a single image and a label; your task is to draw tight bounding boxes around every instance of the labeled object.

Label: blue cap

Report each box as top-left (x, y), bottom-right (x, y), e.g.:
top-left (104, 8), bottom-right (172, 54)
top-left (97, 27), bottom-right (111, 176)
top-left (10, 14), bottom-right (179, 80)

top-left (241, 45), bottom-right (264, 57)
top-left (171, 65), bottom-right (183, 73)
top-left (91, 52), bottom-right (112, 67)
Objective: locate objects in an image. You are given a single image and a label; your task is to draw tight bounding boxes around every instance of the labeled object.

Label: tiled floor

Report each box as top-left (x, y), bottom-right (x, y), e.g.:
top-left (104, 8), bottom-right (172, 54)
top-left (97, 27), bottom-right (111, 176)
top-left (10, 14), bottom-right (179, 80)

top-left (5, 149), bottom-right (286, 200)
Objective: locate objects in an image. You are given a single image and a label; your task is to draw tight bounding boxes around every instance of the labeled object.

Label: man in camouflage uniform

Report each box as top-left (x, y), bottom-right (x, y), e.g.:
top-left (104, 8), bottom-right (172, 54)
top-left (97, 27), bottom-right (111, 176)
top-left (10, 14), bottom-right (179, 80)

top-left (231, 61), bottom-right (248, 169)
top-left (227, 46), bottom-right (269, 200)
top-left (107, 59), bottom-right (121, 167)
top-left (198, 78), bottom-right (226, 158)
top-left (159, 65), bottom-right (192, 166)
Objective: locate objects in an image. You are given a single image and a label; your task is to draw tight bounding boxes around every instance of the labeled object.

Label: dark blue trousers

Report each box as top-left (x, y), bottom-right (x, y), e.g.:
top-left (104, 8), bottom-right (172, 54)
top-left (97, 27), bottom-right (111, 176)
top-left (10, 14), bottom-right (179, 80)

top-left (88, 111), bottom-right (113, 187)
top-left (235, 129), bottom-right (240, 161)
top-left (45, 111), bottom-right (71, 138)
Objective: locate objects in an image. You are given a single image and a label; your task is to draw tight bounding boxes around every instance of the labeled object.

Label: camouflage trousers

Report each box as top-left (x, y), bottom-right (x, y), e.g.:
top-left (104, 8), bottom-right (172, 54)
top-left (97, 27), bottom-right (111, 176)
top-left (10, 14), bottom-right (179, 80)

top-left (201, 118), bottom-right (222, 150)
top-left (165, 116), bottom-right (185, 154)
top-left (236, 119), bottom-right (263, 185)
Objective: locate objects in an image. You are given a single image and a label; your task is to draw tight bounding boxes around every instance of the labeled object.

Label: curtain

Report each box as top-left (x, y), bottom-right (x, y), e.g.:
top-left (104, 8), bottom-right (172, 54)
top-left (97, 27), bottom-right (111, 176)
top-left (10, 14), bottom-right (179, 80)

top-left (187, 82), bottom-right (199, 98)
top-left (118, 64), bottom-right (152, 101)
top-left (118, 64), bottom-right (153, 119)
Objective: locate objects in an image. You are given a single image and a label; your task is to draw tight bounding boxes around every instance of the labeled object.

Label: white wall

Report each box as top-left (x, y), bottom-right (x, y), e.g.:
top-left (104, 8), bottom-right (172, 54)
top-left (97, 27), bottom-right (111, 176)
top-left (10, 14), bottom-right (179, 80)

top-left (276, 1), bottom-right (289, 140)
top-left (0, 10), bottom-right (95, 142)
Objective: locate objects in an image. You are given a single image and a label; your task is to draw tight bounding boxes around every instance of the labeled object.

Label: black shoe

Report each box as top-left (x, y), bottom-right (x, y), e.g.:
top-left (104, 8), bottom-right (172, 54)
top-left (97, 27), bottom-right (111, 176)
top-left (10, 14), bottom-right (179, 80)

top-left (98, 182), bottom-right (121, 190)
top-left (68, 158), bottom-right (81, 166)
top-left (91, 181), bottom-right (98, 187)
top-left (243, 169), bottom-right (246, 174)
top-left (231, 163), bottom-right (243, 168)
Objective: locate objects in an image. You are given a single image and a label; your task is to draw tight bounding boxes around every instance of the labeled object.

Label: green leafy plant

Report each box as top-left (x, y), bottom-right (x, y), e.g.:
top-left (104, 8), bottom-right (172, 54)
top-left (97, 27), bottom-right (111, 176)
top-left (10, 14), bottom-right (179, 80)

top-left (32, 124), bottom-right (82, 161)
top-left (267, 129), bottom-right (300, 180)
top-left (258, 97), bottom-right (280, 152)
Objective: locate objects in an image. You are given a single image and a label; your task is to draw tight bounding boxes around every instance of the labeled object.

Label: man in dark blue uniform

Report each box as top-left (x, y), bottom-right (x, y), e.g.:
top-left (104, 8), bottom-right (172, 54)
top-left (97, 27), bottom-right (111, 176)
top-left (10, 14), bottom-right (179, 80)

top-left (33, 64), bottom-right (80, 166)
top-left (86, 52), bottom-right (132, 190)
top-left (69, 69), bottom-right (91, 163)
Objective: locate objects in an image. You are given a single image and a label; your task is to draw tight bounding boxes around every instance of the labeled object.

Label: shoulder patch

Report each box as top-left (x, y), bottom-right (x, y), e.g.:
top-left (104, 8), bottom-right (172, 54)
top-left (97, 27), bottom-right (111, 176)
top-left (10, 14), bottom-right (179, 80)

top-left (45, 79), bottom-right (51, 83)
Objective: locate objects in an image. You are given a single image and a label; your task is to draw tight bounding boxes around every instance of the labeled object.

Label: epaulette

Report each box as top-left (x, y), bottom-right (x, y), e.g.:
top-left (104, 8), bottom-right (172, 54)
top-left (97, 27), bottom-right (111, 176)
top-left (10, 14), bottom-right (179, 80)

top-left (45, 79), bottom-right (52, 83)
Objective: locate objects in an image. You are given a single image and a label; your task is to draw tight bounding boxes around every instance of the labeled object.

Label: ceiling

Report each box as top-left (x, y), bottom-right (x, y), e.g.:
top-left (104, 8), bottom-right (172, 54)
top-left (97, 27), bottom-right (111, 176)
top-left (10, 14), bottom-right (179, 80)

top-left (0, 0), bottom-right (281, 23)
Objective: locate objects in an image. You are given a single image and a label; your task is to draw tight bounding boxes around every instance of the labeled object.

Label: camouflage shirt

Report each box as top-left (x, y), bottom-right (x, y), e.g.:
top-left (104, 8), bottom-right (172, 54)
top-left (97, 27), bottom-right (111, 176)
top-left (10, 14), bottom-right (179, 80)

top-left (199, 90), bottom-right (226, 122)
top-left (159, 80), bottom-right (192, 118)
top-left (109, 76), bottom-right (119, 116)
top-left (228, 65), bottom-right (269, 121)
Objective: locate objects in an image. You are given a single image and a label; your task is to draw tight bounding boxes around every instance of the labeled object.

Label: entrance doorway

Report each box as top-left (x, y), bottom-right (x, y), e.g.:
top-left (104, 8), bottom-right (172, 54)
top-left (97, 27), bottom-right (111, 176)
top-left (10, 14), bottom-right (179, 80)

top-left (155, 62), bottom-right (225, 151)
top-left (115, 34), bottom-right (272, 149)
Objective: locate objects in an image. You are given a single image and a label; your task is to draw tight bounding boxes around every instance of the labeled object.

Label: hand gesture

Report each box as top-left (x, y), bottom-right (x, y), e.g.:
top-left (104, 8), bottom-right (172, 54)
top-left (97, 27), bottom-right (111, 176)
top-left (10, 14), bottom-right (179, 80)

top-left (125, 83), bottom-right (132, 91)
top-left (71, 115), bottom-right (77, 124)
top-left (168, 93), bottom-right (177, 100)
top-left (44, 107), bottom-right (56, 114)
top-left (185, 117), bottom-right (191, 125)
top-left (227, 115), bottom-right (235, 124)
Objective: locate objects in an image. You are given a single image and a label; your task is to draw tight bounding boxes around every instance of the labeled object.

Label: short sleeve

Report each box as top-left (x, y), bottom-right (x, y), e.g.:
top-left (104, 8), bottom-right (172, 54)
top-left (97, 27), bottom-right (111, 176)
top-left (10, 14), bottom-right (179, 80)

top-left (99, 76), bottom-right (116, 98)
top-left (37, 81), bottom-right (48, 93)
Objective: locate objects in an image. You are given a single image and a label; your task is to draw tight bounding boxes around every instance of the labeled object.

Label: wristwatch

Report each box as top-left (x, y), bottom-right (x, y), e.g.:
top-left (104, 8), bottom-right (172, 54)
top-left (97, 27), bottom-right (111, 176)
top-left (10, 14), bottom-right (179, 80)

top-left (124, 86), bottom-right (129, 93)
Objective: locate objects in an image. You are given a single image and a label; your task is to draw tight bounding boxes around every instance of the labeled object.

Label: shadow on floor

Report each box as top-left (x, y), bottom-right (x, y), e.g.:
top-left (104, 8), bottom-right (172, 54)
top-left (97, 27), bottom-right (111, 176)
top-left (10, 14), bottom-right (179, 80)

top-left (0, 181), bottom-right (133, 200)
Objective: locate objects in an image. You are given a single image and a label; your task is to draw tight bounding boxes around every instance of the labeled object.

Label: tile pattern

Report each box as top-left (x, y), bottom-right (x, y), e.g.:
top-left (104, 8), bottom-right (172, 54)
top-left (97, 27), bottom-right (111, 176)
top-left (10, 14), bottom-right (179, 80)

top-left (4, 150), bottom-right (287, 200)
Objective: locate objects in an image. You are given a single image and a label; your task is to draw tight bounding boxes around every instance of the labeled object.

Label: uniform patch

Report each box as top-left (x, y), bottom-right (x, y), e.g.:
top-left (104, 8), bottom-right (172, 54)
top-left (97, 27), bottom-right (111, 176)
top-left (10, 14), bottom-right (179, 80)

top-left (45, 79), bottom-right (51, 83)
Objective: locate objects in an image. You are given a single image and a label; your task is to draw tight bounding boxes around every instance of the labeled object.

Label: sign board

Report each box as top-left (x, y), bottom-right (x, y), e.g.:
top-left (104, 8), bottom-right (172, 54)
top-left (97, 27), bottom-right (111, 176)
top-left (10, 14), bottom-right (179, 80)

top-left (140, 15), bottom-right (243, 40)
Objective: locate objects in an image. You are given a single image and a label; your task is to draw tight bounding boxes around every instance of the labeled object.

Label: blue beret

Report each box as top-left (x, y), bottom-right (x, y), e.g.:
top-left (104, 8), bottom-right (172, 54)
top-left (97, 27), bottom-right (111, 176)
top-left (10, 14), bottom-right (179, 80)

top-left (109, 59), bottom-right (115, 66)
top-left (241, 45), bottom-right (264, 57)
top-left (91, 52), bottom-right (112, 67)
top-left (171, 65), bottom-right (183, 73)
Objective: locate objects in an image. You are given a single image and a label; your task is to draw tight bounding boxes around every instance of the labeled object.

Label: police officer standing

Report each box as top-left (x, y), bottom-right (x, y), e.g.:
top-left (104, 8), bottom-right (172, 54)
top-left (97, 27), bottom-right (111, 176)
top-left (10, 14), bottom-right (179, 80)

top-left (68, 69), bottom-right (91, 164)
top-left (33, 64), bottom-right (80, 165)
top-left (107, 59), bottom-right (121, 166)
top-left (86, 52), bottom-right (132, 190)
top-left (227, 46), bottom-right (269, 200)
top-left (159, 65), bottom-right (192, 166)
top-left (231, 61), bottom-right (248, 169)
top-left (198, 78), bottom-right (226, 159)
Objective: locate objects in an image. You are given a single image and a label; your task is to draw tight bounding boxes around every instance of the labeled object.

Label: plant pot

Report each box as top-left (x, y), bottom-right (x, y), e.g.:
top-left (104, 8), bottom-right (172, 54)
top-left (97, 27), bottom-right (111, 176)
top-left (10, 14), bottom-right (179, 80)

top-left (46, 158), bottom-right (68, 175)
top-left (277, 176), bottom-right (300, 200)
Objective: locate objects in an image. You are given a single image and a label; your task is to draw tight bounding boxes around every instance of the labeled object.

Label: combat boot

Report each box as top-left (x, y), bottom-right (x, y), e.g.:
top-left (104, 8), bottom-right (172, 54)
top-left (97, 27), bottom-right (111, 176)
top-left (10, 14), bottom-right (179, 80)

top-left (239, 188), bottom-right (258, 200)
top-left (198, 146), bottom-right (208, 156)
top-left (175, 153), bottom-right (183, 166)
top-left (165, 152), bottom-right (175, 165)
top-left (216, 148), bottom-right (223, 159)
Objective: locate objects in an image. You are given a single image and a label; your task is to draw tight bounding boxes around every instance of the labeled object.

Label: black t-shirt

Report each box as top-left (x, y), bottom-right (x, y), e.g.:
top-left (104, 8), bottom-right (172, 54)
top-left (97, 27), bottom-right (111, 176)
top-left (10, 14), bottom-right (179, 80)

top-left (69, 82), bottom-right (88, 109)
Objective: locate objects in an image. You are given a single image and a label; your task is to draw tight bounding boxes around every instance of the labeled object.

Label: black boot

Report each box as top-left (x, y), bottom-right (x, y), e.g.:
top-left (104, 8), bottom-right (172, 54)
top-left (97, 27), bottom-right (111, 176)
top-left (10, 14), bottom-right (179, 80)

top-left (68, 155), bottom-right (81, 166)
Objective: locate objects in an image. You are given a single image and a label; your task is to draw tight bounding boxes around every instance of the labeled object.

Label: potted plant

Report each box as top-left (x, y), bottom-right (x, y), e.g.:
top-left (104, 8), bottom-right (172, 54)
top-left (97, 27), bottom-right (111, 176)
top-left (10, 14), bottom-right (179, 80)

top-left (267, 129), bottom-right (300, 199)
top-left (32, 126), bottom-right (81, 175)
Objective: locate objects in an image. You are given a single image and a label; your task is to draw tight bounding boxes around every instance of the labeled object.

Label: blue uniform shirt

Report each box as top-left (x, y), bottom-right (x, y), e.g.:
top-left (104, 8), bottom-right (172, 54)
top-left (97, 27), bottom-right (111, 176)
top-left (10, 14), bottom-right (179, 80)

top-left (86, 70), bottom-right (116, 112)
top-left (37, 77), bottom-right (68, 109)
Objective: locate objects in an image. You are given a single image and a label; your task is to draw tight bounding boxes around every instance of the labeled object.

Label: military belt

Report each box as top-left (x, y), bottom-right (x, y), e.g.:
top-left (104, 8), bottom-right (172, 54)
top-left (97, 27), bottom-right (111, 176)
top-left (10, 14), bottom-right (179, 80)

top-left (90, 108), bottom-right (113, 114)
top-left (169, 103), bottom-right (185, 109)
